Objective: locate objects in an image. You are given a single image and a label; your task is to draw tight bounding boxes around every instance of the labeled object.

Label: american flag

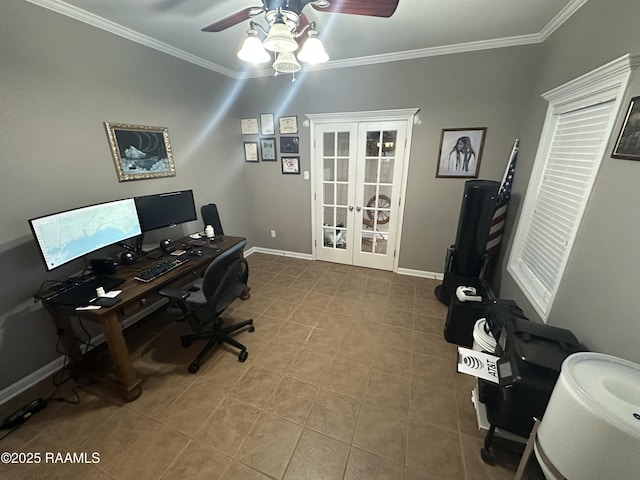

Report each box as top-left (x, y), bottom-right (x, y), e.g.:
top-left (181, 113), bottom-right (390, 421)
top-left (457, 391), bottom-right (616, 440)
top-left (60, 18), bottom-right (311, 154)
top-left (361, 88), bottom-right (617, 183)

top-left (485, 139), bottom-right (519, 256)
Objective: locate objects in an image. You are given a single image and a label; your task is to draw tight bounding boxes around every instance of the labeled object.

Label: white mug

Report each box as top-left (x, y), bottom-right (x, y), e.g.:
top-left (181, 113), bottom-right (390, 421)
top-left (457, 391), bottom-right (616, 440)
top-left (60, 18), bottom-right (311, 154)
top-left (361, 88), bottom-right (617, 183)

top-left (205, 225), bottom-right (214, 238)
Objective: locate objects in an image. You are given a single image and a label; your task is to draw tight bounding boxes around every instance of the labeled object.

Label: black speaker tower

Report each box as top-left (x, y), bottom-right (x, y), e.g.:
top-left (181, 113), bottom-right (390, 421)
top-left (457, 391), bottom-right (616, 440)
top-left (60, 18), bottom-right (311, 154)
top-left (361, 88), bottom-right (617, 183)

top-left (435, 180), bottom-right (500, 305)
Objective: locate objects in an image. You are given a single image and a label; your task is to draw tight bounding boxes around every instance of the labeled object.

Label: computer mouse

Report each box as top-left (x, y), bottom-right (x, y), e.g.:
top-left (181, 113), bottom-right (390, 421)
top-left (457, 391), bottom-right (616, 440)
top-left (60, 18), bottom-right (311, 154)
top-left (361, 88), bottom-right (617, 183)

top-left (190, 249), bottom-right (203, 257)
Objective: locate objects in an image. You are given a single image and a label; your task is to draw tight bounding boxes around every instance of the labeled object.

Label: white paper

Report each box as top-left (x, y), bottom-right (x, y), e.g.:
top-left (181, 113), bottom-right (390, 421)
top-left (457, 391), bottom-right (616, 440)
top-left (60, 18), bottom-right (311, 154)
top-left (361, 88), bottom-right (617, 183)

top-left (457, 347), bottom-right (500, 384)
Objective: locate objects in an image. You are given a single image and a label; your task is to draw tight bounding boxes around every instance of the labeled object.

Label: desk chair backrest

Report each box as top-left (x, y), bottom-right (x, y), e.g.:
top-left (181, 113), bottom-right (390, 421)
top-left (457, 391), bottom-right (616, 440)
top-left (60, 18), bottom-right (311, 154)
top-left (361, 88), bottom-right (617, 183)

top-left (199, 239), bottom-right (247, 315)
top-left (201, 203), bottom-right (225, 236)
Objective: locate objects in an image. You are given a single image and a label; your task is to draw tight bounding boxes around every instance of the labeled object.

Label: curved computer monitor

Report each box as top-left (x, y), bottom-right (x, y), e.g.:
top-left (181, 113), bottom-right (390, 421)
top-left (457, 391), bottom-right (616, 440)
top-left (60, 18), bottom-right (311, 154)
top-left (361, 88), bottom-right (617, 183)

top-left (134, 190), bottom-right (197, 233)
top-left (29, 198), bottom-right (142, 272)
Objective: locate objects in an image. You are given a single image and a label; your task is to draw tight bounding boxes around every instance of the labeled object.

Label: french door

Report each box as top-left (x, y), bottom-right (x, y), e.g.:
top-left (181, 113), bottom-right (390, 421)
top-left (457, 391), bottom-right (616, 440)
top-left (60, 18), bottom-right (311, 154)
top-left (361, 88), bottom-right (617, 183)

top-left (310, 111), bottom-right (416, 270)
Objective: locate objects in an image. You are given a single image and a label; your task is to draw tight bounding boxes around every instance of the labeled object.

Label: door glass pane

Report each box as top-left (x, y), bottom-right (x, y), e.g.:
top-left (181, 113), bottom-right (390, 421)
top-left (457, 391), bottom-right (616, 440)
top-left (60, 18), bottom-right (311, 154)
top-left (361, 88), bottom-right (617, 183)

top-left (336, 184), bottom-right (348, 205)
top-left (336, 158), bottom-right (349, 181)
top-left (379, 158), bottom-right (394, 183)
top-left (323, 206), bottom-right (335, 226)
top-left (323, 133), bottom-right (335, 156)
top-left (364, 158), bottom-right (378, 183)
top-left (323, 183), bottom-right (335, 204)
top-left (323, 158), bottom-right (334, 181)
top-left (337, 132), bottom-right (350, 156)
top-left (381, 131), bottom-right (397, 156)
top-left (336, 207), bottom-right (348, 227)
top-left (374, 234), bottom-right (388, 254)
top-left (366, 131), bottom-right (381, 156)
top-left (360, 231), bottom-right (374, 253)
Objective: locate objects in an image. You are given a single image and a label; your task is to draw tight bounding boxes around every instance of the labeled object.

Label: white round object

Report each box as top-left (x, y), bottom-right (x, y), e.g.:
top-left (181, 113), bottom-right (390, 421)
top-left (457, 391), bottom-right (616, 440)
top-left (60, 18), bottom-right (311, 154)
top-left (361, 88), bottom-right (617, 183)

top-left (472, 318), bottom-right (496, 353)
top-left (536, 352), bottom-right (640, 479)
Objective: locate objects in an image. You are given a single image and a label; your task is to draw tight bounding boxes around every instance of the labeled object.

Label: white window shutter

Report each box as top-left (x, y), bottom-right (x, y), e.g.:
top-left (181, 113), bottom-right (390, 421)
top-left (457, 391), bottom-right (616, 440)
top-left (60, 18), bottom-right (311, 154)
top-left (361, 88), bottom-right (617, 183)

top-left (508, 54), bottom-right (638, 320)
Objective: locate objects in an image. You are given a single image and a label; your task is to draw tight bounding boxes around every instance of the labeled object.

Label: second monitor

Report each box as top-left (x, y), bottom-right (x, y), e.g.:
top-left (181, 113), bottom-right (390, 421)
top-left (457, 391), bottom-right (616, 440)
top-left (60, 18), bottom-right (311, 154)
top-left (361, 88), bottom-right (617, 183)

top-left (134, 190), bottom-right (197, 233)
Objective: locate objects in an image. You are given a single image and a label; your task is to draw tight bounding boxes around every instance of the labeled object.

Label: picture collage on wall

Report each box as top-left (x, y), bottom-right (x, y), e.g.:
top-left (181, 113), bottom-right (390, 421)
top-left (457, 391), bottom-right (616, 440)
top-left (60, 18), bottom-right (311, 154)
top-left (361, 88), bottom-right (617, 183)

top-left (241, 114), bottom-right (300, 174)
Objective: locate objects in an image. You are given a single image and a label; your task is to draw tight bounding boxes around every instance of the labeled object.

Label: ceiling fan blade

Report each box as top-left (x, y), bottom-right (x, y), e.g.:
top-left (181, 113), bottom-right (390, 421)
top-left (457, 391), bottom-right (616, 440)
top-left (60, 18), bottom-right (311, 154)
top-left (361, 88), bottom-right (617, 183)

top-left (201, 6), bottom-right (263, 32)
top-left (311, 0), bottom-right (399, 18)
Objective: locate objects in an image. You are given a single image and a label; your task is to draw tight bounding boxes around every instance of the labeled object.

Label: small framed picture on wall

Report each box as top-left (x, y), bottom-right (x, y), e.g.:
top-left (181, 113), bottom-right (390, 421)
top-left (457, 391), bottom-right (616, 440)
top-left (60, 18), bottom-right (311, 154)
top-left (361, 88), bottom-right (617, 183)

top-left (281, 156), bottom-right (300, 174)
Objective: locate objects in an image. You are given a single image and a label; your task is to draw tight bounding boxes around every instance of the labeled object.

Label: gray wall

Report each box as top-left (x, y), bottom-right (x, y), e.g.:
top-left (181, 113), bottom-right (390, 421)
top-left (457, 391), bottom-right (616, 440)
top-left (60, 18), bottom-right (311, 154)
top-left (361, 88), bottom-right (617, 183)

top-left (496, 0), bottom-right (640, 363)
top-left (2, 0), bottom-right (638, 395)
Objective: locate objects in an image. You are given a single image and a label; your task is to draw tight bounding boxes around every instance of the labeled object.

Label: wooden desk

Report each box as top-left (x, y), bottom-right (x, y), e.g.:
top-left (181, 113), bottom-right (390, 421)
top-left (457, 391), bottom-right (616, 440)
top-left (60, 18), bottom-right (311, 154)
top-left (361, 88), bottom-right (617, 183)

top-left (44, 235), bottom-right (246, 402)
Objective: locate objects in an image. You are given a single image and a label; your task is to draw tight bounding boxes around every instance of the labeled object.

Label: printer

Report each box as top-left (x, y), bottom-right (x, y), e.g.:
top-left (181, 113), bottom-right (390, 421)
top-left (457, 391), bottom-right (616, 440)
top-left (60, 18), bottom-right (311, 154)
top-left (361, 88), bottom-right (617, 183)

top-left (478, 312), bottom-right (585, 463)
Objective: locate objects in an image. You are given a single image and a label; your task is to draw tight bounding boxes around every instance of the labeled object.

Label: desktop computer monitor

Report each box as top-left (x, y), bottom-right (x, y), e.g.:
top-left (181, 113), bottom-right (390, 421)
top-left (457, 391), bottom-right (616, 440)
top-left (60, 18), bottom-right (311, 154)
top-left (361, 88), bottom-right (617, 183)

top-left (29, 198), bottom-right (142, 272)
top-left (134, 190), bottom-right (197, 232)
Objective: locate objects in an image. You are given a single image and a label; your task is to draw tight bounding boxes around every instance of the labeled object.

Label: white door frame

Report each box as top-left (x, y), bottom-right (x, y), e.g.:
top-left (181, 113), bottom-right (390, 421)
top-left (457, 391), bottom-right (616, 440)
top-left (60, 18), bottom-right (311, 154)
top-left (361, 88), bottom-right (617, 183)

top-left (306, 108), bottom-right (419, 271)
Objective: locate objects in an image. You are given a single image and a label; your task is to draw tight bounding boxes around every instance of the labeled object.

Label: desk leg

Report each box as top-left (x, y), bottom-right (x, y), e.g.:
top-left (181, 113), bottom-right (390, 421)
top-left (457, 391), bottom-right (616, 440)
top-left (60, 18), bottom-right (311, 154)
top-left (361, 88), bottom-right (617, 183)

top-left (56, 315), bottom-right (84, 364)
top-left (99, 312), bottom-right (142, 402)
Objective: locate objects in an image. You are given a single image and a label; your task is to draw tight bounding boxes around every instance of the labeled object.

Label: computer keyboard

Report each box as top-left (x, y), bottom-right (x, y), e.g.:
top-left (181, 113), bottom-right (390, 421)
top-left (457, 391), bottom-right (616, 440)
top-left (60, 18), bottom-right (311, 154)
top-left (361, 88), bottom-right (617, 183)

top-left (134, 257), bottom-right (188, 282)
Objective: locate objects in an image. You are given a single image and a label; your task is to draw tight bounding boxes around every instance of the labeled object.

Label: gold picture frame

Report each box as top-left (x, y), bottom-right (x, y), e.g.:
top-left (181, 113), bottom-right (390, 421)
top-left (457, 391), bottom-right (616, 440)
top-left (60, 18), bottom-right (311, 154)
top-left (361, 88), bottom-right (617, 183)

top-left (104, 122), bottom-right (176, 182)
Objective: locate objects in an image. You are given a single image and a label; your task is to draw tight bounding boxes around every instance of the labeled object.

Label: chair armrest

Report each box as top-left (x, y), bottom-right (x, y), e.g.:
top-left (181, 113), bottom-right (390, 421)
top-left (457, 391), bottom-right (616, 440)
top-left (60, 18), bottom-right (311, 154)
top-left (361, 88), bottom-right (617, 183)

top-left (158, 288), bottom-right (190, 301)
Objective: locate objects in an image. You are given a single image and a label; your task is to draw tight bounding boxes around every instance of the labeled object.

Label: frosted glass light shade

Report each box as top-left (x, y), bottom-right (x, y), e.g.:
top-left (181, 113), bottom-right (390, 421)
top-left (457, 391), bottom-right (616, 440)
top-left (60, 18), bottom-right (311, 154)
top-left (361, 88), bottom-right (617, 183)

top-left (273, 52), bottom-right (301, 73)
top-left (263, 22), bottom-right (298, 53)
top-left (237, 30), bottom-right (271, 63)
top-left (297, 31), bottom-right (329, 64)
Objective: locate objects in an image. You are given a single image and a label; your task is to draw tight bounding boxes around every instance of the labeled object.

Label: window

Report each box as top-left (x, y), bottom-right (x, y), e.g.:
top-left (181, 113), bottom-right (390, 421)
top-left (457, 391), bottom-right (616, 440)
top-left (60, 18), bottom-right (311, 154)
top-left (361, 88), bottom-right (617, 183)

top-left (508, 54), bottom-right (638, 321)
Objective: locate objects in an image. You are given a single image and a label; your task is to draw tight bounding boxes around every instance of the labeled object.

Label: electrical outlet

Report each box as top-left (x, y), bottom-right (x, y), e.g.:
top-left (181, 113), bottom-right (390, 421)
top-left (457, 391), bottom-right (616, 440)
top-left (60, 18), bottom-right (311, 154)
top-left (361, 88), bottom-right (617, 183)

top-left (270, 230), bottom-right (276, 238)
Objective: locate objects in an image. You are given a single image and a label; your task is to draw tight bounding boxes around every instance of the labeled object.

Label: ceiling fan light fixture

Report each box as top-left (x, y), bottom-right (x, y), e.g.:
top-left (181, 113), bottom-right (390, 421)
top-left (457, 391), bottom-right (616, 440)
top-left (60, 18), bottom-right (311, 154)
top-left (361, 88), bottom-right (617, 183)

top-left (263, 19), bottom-right (298, 53)
top-left (297, 30), bottom-right (329, 64)
top-left (237, 29), bottom-right (271, 63)
top-left (273, 51), bottom-right (301, 73)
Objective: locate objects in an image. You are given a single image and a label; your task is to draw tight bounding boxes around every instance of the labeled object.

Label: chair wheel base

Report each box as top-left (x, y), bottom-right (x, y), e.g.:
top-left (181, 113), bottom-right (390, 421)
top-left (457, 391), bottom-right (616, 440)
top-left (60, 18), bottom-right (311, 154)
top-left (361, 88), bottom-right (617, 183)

top-left (238, 350), bottom-right (248, 362)
top-left (248, 324), bottom-right (255, 332)
top-left (181, 339), bottom-right (192, 347)
top-left (188, 363), bottom-right (200, 374)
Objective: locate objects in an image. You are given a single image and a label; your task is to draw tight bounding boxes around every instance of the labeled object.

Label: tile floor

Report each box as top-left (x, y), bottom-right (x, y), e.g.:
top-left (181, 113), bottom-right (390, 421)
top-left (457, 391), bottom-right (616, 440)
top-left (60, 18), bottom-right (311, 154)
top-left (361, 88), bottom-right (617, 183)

top-left (0, 253), bottom-right (545, 480)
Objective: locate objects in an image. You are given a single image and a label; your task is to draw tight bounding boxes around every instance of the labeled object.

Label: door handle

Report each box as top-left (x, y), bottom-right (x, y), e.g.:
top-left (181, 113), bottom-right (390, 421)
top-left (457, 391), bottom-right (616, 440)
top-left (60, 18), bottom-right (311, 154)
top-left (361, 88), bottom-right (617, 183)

top-left (355, 206), bottom-right (361, 212)
top-left (348, 205), bottom-right (354, 211)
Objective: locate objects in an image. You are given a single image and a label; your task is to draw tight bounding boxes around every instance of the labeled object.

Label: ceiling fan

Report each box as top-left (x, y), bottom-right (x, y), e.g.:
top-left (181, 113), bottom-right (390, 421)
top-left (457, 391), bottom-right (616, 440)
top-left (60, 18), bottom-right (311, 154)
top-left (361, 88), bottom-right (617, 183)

top-left (201, 0), bottom-right (400, 34)
top-left (202, 0), bottom-right (399, 79)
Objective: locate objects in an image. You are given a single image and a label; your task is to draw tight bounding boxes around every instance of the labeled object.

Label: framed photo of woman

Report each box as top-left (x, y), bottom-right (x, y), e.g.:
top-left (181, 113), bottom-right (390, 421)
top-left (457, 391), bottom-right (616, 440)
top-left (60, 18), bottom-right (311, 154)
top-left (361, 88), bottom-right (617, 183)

top-left (436, 128), bottom-right (486, 178)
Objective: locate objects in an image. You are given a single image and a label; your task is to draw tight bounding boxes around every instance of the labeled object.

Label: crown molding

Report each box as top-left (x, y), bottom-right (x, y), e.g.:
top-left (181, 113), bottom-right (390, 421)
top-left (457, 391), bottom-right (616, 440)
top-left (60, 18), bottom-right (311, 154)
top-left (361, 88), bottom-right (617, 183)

top-left (26, 0), bottom-right (587, 80)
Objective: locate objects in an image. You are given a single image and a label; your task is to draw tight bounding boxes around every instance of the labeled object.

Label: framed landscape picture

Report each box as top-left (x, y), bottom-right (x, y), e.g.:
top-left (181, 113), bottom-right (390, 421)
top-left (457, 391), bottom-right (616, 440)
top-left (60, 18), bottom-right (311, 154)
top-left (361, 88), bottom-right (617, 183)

top-left (612, 96), bottom-right (640, 160)
top-left (104, 122), bottom-right (175, 182)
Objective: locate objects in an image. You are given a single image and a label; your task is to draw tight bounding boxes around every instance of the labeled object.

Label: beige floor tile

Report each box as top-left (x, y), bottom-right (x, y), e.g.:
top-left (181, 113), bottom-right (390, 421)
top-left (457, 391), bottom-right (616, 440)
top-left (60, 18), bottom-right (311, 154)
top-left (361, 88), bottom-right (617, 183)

top-left (287, 349), bottom-right (333, 385)
top-left (228, 366), bottom-right (283, 409)
top-left (195, 353), bottom-right (249, 393)
top-left (353, 403), bottom-right (407, 464)
top-left (410, 382), bottom-right (459, 432)
top-left (161, 440), bottom-right (231, 480)
top-left (262, 299), bottom-right (299, 320)
top-left (291, 305), bottom-right (325, 326)
top-left (161, 383), bottom-right (225, 436)
top-left (371, 345), bottom-right (412, 377)
top-left (275, 321), bottom-right (315, 346)
top-left (323, 357), bottom-right (370, 399)
top-left (337, 335), bottom-right (377, 366)
top-left (81, 406), bottom-right (154, 470)
top-left (413, 313), bottom-right (444, 335)
top-left (265, 376), bottom-right (320, 425)
top-left (220, 461), bottom-right (273, 480)
top-left (108, 422), bottom-right (189, 480)
top-left (283, 428), bottom-right (350, 480)
top-left (406, 419), bottom-right (465, 479)
top-left (363, 370), bottom-right (410, 416)
top-left (343, 446), bottom-right (405, 480)
top-left (412, 352), bottom-right (455, 389)
top-left (305, 327), bottom-right (343, 356)
top-left (236, 413), bottom-right (303, 479)
top-left (306, 389), bottom-right (361, 443)
top-left (377, 325), bottom-right (413, 351)
top-left (195, 398), bottom-right (261, 456)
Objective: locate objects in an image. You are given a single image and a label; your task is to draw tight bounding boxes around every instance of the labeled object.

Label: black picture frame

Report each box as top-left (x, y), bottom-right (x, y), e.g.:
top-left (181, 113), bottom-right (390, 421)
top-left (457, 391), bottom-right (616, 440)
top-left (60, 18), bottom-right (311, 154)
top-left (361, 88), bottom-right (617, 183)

top-left (260, 113), bottom-right (275, 135)
top-left (260, 137), bottom-right (277, 161)
top-left (436, 127), bottom-right (486, 178)
top-left (280, 136), bottom-right (299, 154)
top-left (612, 96), bottom-right (640, 160)
top-left (281, 156), bottom-right (300, 174)
top-left (244, 141), bottom-right (259, 162)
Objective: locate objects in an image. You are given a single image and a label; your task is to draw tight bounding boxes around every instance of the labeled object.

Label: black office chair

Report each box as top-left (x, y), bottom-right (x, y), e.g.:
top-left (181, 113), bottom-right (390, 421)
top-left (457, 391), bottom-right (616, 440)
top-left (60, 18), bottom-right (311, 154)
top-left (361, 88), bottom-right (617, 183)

top-left (158, 240), bottom-right (254, 373)
top-left (201, 203), bottom-right (225, 237)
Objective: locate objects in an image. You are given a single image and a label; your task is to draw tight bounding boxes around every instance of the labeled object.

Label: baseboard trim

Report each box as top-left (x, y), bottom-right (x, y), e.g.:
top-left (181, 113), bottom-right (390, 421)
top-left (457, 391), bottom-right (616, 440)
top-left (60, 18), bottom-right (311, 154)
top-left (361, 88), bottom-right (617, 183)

top-left (1, 250), bottom-right (442, 405)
